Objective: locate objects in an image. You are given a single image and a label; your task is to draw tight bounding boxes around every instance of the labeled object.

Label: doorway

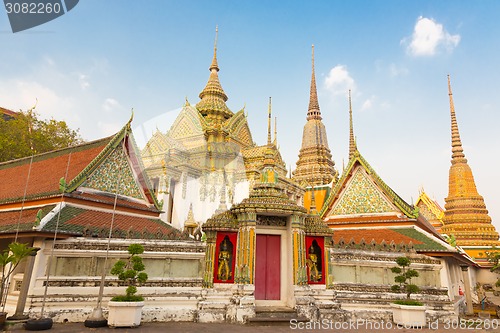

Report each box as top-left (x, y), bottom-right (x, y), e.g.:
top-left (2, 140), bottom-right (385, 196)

top-left (255, 234), bottom-right (281, 300)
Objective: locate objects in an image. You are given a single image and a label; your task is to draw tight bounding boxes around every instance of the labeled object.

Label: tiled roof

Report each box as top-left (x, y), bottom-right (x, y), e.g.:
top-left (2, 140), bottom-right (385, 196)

top-left (65, 192), bottom-right (157, 212)
top-left (0, 205), bottom-right (56, 232)
top-left (0, 107), bottom-right (18, 120)
top-left (333, 227), bottom-right (449, 252)
top-left (326, 214), bottom-right (413, 224)
top-left (0, 137), bottom-right (112, 204)
top-left (41, 205), bottom-right (188, 240)
top-left (0, 119), bottom-right (161, 210)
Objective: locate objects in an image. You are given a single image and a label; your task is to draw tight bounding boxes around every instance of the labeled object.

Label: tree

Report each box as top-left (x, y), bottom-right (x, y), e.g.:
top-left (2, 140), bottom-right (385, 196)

top-left (0, 109), bottom-right (83, 162)
top-left (481, 246), bottom-right (500, 287)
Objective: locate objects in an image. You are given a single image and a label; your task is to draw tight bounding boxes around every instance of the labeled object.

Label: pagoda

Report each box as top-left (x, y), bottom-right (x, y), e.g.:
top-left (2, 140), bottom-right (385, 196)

top-left (293, 46), bottom-right (338, 212)
top-left (441, 76), bottom-right (500, 263)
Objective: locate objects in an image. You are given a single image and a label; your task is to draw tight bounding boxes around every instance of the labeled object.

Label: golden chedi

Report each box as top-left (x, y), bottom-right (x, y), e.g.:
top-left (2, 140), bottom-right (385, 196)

top-left (441, 76), bottom-right (500, 247)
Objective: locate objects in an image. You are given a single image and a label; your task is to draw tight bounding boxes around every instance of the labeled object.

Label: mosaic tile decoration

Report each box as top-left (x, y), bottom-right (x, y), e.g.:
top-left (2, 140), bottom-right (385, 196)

top-left (330, 166), bottom-right (396, 215)
top-left (83, 145), bottom-right (143, 200)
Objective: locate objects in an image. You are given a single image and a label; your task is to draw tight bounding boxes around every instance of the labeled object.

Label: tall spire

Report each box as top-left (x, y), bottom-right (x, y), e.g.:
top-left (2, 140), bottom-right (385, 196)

top-left (348, 89), bottom-right (357, 159)
top-left (267, 97), bottom-right (272, 145)
top-left (442, 75), bottom-right (499, 249)
top-left (293, 46), bottom-right (337, 186)
top-left (307, 45), bottom-right (321, 121)
top-left (196, 26), bottom-right (232, 122)
top-left (210, 25), bottom-right (219, 71)
top-left (273, 116), bottom-right (277, 146)
top-left (448, 75), bottom-right (466, 164)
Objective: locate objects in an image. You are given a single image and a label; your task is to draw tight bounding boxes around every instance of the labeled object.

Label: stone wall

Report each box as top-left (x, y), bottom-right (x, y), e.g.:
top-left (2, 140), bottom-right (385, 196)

top-left (329, 248), bottom-right (457, 323)
top-left (22, 237), bottom-right (205, 323)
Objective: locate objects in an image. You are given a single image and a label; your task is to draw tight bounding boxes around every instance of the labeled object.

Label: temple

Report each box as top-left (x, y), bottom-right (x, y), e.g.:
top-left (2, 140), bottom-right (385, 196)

top-left (141, 29), bottom-right (303, 231)
top-left (0, 35), bottom-right (498, 325)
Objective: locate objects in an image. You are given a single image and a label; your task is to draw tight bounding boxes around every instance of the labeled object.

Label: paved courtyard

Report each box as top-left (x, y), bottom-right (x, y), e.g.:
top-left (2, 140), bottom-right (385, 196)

top-left (4, 291), bottom-right (500, 333)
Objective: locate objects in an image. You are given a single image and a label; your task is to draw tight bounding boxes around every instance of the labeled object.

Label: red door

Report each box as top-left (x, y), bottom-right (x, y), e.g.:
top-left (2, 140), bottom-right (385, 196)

top-left (255, 234), bottom-right (281, 300)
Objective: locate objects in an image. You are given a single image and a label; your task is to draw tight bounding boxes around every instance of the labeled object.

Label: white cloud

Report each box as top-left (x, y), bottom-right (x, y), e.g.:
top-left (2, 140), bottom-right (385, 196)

top-left (0, 79), bottom-right (77, 123)
top-left (324, 65), bottom-right (356, 96)
top-left (404, 16), bottom-right (460, 56)
top-left (77, 73), bottom-right (90, 90)
top-left (102, 98), bottom-right (120, 112)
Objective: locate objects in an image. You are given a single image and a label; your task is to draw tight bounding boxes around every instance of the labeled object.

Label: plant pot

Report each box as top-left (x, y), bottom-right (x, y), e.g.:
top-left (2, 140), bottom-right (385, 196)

top-left (107, 301), bottom-right (144, 328)
top-left (391, 303), bottom-right (426, 327)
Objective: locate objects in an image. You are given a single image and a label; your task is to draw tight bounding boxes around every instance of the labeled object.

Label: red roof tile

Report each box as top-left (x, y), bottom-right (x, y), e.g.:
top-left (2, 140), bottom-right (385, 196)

top-left (0, 107), bottom-right (18, 119)
top-left (0, 205), bottom-right (55, 232)
top-left (0, 137), bottom-right (112, 203)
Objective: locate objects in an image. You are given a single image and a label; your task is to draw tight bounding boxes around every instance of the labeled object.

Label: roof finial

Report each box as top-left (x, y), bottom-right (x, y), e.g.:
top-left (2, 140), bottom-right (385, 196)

top-left (214, 25), bottom-right (218, 51)
top-left (307, 44), bottom-right (321, 120)
top-left (273, 116), bottom-right (277, 146)
top-left (348, 89), bottom-right (357, 159)
top-left (448, 75), bottom-right (467, 164)
top-left (267, 97), bottom-right (272, 145)
top-left (210, 25), bottom-right (219, 71)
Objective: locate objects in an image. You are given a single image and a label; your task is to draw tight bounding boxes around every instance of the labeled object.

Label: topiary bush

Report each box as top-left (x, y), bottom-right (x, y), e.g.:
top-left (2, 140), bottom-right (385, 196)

top-left (110, 244), bottom-right (148, 302)
top-left (391, 256), bottom-right (423, 306)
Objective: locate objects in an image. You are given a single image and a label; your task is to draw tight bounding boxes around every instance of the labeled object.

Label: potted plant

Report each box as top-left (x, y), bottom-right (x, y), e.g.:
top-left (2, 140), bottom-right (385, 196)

top-left (0, 242), bottom-right (35, 329)
top-left (107, 244), bottom-right (148, 328)
top-left (390, 256), bottom-right (426, 327)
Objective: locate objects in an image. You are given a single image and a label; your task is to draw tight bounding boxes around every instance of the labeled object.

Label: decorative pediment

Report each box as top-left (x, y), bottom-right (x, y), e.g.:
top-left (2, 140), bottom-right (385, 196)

top-left (328, 166), bottom-right (397, 216)
top-left (82, 145), bottom-right (144, 200)
top-left (168, 105), bottom-right (206, 143)
top-left (226, 109), bottom-right (254, 148)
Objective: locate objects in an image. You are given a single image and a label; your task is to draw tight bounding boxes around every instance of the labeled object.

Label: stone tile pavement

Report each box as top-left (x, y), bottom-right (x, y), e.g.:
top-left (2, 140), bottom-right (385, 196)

top-left (5, 292), bottom-right (500, 333)
top-left (4, 321), bottom-right (500, 333)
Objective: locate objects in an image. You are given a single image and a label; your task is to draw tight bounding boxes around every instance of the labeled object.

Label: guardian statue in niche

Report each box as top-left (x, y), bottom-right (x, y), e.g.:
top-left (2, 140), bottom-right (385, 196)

top-left (217, 237), bottom-right (233, 281)
top-left (307, 241), bottom-right (322, 282)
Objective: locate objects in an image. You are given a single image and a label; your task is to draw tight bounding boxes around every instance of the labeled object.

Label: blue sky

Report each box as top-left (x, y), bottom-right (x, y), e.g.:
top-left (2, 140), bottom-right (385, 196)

top-left (1, 0), bottom-right (500, 231)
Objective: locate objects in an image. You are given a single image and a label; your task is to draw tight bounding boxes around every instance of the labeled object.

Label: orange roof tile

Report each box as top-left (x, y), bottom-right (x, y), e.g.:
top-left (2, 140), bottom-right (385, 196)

top-left (333, 228), bottom-right (423, 245)
top-left (0, 205), bottom-right (55, 232)
top-left (0, 137), bottom-right (112, 203)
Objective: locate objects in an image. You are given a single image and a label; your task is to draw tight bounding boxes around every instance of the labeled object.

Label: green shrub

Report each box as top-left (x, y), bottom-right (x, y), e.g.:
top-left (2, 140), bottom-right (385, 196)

top-left (110, 244), bottom-right (148, 302)
top-left (391, 256), bottom-right (421, 303)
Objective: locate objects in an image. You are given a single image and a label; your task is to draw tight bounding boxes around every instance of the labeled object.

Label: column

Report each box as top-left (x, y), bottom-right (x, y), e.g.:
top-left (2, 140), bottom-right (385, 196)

top-left (460, 265), bottom-right (474, 315)
top-left (8, 247), bottom-right (40, 320)
top-left (202, 231), bottom-right (216, 288)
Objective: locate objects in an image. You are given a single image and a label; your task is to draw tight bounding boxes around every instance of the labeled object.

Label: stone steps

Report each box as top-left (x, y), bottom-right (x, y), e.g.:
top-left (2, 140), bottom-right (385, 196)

top-left (247, 307), bottom-right (308, 326)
